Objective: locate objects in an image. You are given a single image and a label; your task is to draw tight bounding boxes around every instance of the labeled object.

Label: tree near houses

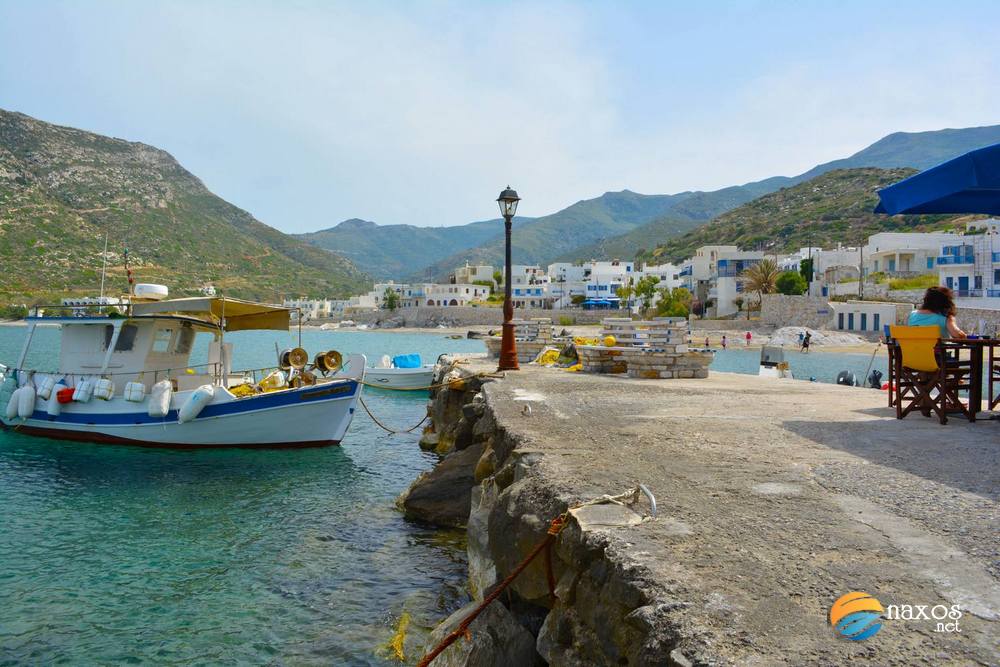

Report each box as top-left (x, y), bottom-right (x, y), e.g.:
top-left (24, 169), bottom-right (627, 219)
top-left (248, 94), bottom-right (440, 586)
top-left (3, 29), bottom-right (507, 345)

top-left (616, 278), bottom-right (635, 310)
top-left (741, 258), bottom-right (780, 316)
top-left (656, 287), bottom-right (692, 317)
top-left (492, 269), bottom-right (503, 288)
top-left (383, 287), bottom-right (399, 311)
top-left (732, 296), bottom-right (745, 319)
top-left (634, 275), bottom-right (661, 312)
top-left (799, 257), bottom-right (814, 284)
top-left (776, 271), bottom-right (807, 295)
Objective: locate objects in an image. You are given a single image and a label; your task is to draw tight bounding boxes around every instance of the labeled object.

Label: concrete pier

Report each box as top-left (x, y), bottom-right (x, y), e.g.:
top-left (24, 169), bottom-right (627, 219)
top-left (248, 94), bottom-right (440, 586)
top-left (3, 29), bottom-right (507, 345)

top-left (413, 360), bottom-right (999, 665)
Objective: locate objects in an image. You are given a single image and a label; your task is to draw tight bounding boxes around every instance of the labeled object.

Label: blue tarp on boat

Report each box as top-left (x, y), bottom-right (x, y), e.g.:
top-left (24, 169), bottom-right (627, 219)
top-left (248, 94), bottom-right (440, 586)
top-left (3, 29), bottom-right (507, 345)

top-left (393, 354), bottom-right (422, 368)
top-left (874, 142), bottom-right (1000, 215)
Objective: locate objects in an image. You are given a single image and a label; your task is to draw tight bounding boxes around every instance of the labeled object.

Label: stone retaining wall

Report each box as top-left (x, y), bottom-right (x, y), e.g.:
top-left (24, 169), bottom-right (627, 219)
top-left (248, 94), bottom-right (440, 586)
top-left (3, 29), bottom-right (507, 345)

top-left (691, 319), bottom-right (770, 331)
top-left (760, 294), bottom-right (835, 329)
top-left (576, 345), bottom-right (711, 379)
top-left (347, 306), bottom-right (608, 328)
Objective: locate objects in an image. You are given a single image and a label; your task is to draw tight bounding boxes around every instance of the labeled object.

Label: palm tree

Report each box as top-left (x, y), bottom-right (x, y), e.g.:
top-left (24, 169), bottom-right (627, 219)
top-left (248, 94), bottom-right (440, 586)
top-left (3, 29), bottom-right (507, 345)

top-left (741, 258), bottom-right (780, 317)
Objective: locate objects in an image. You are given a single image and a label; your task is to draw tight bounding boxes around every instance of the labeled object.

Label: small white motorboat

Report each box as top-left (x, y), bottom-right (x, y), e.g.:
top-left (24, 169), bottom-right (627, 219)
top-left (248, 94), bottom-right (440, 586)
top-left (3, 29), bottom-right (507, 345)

top-left (365, 354), bottom-right (435, 391)
top-left (0, 286), bottom-right (366, 448)
top-left (759, 346), bottom-right (793, 379)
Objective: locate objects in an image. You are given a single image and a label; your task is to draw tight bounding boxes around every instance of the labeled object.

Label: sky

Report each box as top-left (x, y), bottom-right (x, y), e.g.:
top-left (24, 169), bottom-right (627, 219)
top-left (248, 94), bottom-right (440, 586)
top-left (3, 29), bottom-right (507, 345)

top-left (2, 1), bottom-right (999, 232)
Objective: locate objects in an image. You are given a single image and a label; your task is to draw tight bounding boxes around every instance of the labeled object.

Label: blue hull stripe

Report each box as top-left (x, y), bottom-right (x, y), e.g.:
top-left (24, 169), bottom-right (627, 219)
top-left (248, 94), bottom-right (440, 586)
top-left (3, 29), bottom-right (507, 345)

top-left (28, 381), bottom-right (359, 425)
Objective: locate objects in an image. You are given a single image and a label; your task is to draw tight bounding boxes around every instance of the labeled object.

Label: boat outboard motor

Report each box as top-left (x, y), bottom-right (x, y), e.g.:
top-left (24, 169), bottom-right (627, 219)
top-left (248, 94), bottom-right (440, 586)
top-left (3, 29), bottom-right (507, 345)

top-left (867, 369), bottom-right (883, 389)
top-left (836, 370), bottom-right (858, 387)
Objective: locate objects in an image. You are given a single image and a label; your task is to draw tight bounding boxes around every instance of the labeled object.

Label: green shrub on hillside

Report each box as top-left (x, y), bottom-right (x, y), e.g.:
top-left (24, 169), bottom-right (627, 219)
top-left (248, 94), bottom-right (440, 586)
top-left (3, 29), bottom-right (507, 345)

top-left (776, 271), bottom-right (807, 295)
top-left (888, 273), bottom-right (940, 290)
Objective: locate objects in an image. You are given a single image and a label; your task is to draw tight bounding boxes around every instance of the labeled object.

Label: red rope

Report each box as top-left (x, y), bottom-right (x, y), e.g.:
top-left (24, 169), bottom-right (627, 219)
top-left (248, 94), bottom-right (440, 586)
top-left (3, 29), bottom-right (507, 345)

top-left (417, 515), bottom-right (567, 667)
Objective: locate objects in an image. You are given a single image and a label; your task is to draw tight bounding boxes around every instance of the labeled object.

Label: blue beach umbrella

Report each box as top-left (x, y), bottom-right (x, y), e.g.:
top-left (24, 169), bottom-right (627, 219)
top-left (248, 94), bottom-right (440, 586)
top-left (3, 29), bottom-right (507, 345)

top-left (874, 142), bottom-right (1000, 215)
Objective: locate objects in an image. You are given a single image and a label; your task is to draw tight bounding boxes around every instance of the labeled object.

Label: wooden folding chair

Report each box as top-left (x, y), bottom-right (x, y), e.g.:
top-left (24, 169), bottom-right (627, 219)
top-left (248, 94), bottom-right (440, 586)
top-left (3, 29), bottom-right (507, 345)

top-left (890, 325), bottom-right (974, 425)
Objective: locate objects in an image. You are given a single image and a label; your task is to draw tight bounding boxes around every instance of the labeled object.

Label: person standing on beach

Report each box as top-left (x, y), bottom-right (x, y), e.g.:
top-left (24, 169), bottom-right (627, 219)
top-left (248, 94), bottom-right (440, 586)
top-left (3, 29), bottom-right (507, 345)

top-left (745, 331), bottom-right (752, 346)
top-left (705, 336), bottom-right (710, 348)
top-left (721, 335), bottom-right (727, 349)
top-left (800, 331), bottom-right (811, 353)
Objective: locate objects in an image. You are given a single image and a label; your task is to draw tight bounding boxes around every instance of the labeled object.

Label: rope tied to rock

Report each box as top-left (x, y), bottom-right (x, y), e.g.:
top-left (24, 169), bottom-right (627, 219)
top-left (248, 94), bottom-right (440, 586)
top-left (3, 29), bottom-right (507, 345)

top-left (357, 396), bottom-right (430, 435)
top-left (416, 485), bottom-right (657, 666)
top-left (416, 514), bottom-right (569, 667)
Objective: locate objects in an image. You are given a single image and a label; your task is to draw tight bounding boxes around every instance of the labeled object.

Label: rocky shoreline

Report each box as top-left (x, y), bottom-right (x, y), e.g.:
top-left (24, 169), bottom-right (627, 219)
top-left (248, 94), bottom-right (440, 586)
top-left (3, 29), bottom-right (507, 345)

top-left (397, 356), bottom-right (1000, 666)
top-left (398, 359), bottom-right (693, 666)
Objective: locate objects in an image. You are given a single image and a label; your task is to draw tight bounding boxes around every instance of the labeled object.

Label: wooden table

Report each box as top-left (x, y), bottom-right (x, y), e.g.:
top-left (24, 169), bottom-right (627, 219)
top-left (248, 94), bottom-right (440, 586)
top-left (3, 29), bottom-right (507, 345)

top-left (886, 337), bottom-right (1000, 420)
top-left (940, 338), bottom-right (1000, 419)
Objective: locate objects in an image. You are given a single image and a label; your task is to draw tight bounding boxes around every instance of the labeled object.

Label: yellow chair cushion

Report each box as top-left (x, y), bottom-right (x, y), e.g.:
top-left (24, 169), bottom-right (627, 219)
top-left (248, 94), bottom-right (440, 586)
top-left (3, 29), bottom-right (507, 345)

top-left (890, 325), bottom-right (940, 373)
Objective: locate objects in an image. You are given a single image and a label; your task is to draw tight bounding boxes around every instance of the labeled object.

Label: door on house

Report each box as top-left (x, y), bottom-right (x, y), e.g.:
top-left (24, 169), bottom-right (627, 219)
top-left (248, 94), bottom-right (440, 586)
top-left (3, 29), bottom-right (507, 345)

top-left (874, 313), bottom-right (881, 332)
top-left (946, 276), bottom-right (954, 289)
top-left (888, 259), bottom-right (896, 272)
top-left (958, 276), bottom-right (970, 293)
top-left (860, 313), bottom-right (867, 330)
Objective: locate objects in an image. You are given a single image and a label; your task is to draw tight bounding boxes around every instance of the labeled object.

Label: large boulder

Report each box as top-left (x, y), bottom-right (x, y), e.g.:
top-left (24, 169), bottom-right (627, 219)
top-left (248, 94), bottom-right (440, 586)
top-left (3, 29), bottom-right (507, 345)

top-left (422, 599), bottom-right (538, 667)
top-left (397, 441), bottom-right (485, 527)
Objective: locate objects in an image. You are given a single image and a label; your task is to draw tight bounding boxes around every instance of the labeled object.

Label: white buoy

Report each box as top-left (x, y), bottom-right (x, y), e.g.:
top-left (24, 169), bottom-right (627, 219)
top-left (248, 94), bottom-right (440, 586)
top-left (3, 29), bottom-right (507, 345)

top-left (148, 380), bottom-right (172, 418)
top-left (178, 385), bottom-right (214, 424)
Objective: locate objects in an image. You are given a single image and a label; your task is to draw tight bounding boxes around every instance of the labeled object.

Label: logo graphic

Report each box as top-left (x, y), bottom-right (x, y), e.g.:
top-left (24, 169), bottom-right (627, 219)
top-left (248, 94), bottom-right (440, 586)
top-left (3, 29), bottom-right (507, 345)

top-left (830, 592), bottom-right (884, 641)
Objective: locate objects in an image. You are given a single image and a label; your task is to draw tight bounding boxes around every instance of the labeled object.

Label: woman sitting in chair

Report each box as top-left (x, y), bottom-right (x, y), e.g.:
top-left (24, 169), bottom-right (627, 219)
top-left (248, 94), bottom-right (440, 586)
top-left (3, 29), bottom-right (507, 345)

top-left (908, 286), bottom-right (966, 339)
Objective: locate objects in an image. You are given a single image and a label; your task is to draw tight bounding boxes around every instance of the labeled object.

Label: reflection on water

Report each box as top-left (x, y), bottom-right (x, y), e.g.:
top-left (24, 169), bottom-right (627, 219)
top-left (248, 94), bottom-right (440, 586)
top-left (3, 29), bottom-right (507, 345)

top-left (0, 328), bottom-right (485, 665)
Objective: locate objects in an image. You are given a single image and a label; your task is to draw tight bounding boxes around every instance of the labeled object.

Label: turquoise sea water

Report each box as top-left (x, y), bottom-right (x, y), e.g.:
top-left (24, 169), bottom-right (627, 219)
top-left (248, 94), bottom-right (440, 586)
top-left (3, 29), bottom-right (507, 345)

top-left (708, 347), bottom-right (889, 385)
top-left (0, 327), bottom-right (485, 665)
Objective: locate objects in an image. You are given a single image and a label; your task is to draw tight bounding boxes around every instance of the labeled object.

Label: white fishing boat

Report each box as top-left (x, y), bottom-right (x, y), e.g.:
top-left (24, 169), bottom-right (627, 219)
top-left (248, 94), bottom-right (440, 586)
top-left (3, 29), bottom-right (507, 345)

top-left (364, 354), bottom-right (434, 391)
top-left (759, 346), bottom-right (793, 379)
top-left (0, 287), bottom-right (366, 448)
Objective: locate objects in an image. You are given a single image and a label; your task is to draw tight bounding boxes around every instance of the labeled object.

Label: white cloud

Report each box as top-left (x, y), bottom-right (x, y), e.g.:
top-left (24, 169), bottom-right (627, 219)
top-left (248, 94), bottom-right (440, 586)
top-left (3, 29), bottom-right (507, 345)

top-left (2, 1), bottom-right (999, 231)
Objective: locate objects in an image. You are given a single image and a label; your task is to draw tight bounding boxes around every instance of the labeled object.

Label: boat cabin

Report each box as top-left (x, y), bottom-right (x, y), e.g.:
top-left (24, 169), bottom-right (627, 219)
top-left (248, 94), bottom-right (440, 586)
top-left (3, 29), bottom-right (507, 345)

top-left (20, 295), bottom-right (292, 394)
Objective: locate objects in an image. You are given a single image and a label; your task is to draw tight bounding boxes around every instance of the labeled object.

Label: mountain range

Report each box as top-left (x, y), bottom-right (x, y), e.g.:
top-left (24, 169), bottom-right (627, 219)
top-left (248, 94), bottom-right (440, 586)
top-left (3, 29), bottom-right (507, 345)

top-left (0, 109), bottom-right (369, 302)
top-left (301, 124), bottom-right (1000, 280)
top-left (640, 167), bottom-right (962, 263)
top-left (4, 107), bottom-right (1000, 303)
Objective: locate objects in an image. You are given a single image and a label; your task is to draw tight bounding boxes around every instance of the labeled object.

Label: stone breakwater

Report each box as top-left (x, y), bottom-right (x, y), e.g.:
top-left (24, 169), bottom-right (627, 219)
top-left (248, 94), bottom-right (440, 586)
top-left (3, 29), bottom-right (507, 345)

top-left (399, 358), bottom-right (1000, 665)
top-left (349, 306), bottom-right (607, 329)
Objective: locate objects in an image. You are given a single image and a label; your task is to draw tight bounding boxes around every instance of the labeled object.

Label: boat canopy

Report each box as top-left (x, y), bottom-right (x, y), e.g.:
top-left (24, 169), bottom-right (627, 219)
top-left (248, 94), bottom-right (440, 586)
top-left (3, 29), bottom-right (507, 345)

top-left (131, 297), bottom-right (291, 332)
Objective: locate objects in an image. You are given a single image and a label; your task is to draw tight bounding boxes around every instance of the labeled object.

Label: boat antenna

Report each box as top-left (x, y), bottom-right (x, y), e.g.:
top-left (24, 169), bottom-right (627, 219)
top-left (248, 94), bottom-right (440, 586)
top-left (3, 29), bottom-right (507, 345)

top-left (122, 243), bottom-right (135, 315)
top-left (98, 231), bottom-right (109, 314)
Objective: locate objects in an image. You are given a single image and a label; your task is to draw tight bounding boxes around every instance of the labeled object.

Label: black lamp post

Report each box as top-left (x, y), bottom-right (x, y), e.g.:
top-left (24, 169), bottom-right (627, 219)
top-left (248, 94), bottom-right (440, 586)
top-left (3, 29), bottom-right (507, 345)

top-left (497, 186), bottom-right (520, 371)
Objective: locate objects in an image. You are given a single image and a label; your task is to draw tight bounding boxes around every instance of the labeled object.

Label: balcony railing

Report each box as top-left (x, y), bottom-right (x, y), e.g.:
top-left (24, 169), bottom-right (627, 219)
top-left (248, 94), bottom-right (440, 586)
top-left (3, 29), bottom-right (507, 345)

top-left (936, 256), bottom-right (974, 265)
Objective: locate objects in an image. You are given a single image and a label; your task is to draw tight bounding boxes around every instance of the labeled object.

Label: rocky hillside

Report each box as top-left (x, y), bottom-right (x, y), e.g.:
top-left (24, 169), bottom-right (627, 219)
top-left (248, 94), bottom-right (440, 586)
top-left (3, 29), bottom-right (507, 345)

top-left (407, 188), bottom-right (751, 281)
top-left (301, 123), bottom-right (1000, 278)
top-left (294, 216), bottom-right (535, 280)
top-left (570, 125), bottom-right (1000, 263)
top-left (640, 168), bottom-right (961, 263)
top-left (0, 110), bottom-right (370, 301)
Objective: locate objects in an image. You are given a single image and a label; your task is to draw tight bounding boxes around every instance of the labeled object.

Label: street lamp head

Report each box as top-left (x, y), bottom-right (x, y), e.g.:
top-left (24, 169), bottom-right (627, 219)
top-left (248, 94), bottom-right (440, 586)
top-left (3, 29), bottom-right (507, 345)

top-left (497, 186), bottom-right (520, 219)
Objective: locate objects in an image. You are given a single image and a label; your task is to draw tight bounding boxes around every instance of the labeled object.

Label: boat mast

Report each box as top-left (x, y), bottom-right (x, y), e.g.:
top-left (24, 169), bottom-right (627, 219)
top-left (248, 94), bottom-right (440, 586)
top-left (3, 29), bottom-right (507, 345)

top-left (98, 231), bottom-right (109, 313)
